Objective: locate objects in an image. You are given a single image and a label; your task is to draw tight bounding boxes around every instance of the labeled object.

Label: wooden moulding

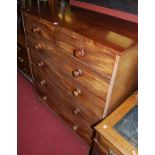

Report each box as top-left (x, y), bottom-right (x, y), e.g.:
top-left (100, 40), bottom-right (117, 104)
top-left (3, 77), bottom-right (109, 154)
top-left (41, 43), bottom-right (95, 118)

top-left (95, 91), bottom-right (138, 155)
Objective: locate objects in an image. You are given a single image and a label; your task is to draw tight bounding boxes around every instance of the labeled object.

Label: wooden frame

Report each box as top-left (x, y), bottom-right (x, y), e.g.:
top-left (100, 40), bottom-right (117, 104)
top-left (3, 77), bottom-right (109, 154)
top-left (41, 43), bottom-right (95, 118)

top-left (95, 91), bottom-right (138, 155)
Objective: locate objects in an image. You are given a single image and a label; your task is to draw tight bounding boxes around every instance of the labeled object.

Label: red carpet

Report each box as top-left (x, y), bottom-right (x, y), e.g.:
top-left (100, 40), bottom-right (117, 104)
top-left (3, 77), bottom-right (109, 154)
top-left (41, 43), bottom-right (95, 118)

top-left (17, 73), bottom-right (89, 155)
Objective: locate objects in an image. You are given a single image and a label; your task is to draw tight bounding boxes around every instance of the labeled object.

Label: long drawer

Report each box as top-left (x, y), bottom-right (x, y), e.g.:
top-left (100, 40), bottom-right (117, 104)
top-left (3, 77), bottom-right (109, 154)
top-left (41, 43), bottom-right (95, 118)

top-left (23, 12), bottom-right (55, 43)
top-left (27, 34), bottom-right (110, 100)
top-left (55, 26), bottom-right (115, 78)
top-left (33, 70), bottom-right (94, 144)
top-left (32, 65), bottom-right (99, 126)
top-left (29, 49), bottom-right (106, 118)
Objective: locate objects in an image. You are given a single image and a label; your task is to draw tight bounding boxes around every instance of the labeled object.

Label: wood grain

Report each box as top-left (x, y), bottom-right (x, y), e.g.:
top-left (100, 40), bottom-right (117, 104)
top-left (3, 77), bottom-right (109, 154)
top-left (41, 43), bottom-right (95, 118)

top-left (30, 49), bottom-right (106, 118)
top-left (22, 3), bottom-right (138, 146)
top-left (93, 92), bottom-right (138, 155)
top-left (23, 13), bottom-right (55, 43)
top-left (56, 27), bottom-right (115, 78)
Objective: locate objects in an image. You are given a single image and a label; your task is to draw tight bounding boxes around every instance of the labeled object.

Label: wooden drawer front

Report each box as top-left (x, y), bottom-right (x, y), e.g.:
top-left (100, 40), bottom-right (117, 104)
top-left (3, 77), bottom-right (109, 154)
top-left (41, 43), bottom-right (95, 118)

top-left (26, 34), bottom-right (106, 118)
top-left (95, 133), bottom-right (122, 155)
top-left (28, 41), bottom-right (110, 100)
top-left (26, 33), bottom-right (55, 56)
top-left (29, 48), bottom-right (107, 117)
top-left (31, 56), bottom-right (104, 118)
top-left (32, 66), bottom-right (98, 127)
top-left (56, 28), bottom-right (115, 78)
top-left (34, 78), bottom-right (93, 145)
top-left (23, 13), bottom-right (55, 43)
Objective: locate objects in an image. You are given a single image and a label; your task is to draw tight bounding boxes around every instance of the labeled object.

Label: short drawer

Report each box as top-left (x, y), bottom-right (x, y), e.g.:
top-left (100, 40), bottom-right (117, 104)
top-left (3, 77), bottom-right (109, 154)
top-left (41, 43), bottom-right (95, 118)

top-left (23, 12), bottom-right (55, 43)
top-left (29, 48), bottom-right (107, 118)
top-left (56, 27), bottom-right (115, 78)
top-left (26, 32), bottom-right (55, 55)
top-left (34, 76), bottom-right (93, 145)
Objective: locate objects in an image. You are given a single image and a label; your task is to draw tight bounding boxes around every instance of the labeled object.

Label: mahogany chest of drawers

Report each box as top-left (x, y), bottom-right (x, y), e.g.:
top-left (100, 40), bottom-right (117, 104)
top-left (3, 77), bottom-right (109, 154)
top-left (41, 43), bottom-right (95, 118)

top-left (91, 92), bottom-right (138, 155)
top-left (22, 4), bottom-right (138, 145)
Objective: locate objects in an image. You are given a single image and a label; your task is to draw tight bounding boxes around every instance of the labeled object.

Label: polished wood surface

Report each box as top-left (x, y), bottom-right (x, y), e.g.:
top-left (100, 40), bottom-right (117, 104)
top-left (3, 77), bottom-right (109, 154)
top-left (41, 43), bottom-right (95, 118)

top-left (92, 92), bottom-right (138, 155)
top-left (22, 3), bottom-right (138, 145)
top-left (33, 67), bottom-right (94, 144)
top-left (29, 48), bottom-right (105, 118)
top-left (22, 4), bottom-right (137, 54)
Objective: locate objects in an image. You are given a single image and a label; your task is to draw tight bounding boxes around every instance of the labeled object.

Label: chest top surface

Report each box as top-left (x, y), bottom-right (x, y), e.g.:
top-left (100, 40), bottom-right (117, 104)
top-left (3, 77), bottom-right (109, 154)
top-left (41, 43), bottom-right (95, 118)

top-left (23, 3), bottom-right (138, 56)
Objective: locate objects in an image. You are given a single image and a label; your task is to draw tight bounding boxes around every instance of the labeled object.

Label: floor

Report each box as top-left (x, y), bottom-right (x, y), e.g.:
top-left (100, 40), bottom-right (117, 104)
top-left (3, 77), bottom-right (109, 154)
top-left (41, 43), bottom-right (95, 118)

top-left (17, 73), bottom-right (89, 155)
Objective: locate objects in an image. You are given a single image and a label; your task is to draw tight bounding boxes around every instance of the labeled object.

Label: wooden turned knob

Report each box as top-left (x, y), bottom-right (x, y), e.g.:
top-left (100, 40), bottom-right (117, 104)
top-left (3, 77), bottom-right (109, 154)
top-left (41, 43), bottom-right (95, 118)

top-left (73, 108), bottom-right (80, 115)
top-left (109, 149), bottom-right (117, 155)
top-left (72, 89), bottom-right (81, 97)
top-left (32, 27), bottom-right (40, 33)
top-left (42, 96), bottom-right (47, 101)
top-left (72, 69), bottom-right (82, 78)
top-left (20, 58), bottom-right (24, 63)
top-left (40, 80), bottom-right (46, 86)
top-left (73, 49), bottom-right (84, 58)
top-left (37, 61), bottom-right (44, 68)
top-left (72, 125), bottom-right (78, 131)
top-left (34, 43), bottom-right (42, 50)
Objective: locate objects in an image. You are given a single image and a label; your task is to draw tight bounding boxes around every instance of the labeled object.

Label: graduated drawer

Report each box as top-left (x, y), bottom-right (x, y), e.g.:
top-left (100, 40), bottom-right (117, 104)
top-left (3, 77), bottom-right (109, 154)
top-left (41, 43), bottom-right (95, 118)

top-left (32, 65), bottom-right (99, 127)
top-left (29, 48), bottom-right (108, 117)
top-left (31, 55), bottom-right (104, 118)
top-left (33, 72), bottom-right (93, 144)
top-left (26, 35), bottom-right (106, 118)
top-left (55, 27), bottom-right (115, 78)
top-left (23, 12), bottom-right (55, 43)
top-left (27, 36), bottom-right (110, 100)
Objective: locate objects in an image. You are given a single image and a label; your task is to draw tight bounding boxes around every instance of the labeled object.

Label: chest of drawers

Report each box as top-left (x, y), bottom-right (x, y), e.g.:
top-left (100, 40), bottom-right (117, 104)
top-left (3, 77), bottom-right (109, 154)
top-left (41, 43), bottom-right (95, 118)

top-left (22, 4), bottom-right (138, 145)
top-left (91, 92), bottom-right (138, 155)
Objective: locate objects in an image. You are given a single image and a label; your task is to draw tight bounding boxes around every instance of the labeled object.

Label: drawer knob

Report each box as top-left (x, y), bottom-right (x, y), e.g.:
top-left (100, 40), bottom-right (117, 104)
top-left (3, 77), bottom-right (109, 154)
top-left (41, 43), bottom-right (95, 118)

top-left (72, 69), bottom-right (83, 78)
top-left (42, 96), bottom-right (47, 101)
top-left (20, 58), bottom-right (24, 63)
top-left (34, 43), bottom-right (42, 50)
top-left (72, 89), bottom-right (81, 97)
top-left (73, 49), bottom-right (84, 58)
top-left (37, 61), bottom-right (44, 68)
top-left (32, 26), bottom-right (40, 33)
top-left (18, 57), bottom-right (24, 63)
top-left (73, 108), bottom-right (80, 115)
top-left (40, 80), bottom-right (46, 86)
top-left (109, 150), bottom-right (117, 155)
top-left (72, 125), bottom-right (78, 131)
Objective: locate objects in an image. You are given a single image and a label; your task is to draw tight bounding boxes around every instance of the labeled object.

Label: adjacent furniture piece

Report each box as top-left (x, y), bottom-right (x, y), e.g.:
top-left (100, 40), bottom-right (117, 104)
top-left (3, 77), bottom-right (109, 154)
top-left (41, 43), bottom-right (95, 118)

top-left (17, 0), bottom-right (32, 82)
top-left (22, 3), bottom-right (138, 145)
top-left (92, 91), bottom-right (138, 155)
